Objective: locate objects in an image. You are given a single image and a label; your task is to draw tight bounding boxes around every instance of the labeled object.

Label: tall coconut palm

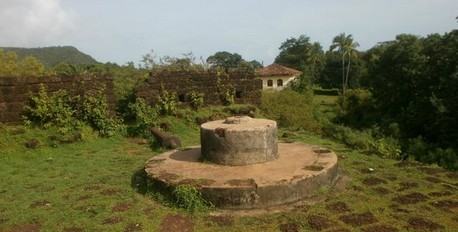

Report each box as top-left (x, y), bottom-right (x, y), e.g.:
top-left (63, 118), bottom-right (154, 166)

top-left (330, 33), bottom-right (360, 100)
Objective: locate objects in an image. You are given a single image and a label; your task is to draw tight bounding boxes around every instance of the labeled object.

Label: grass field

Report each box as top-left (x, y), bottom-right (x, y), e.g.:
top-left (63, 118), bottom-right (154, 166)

top-left (0, 98), bottom-right (457, 232)
top-left (1, 119), bottom-right (457, 232)
top-left (314, 94), bottom-right (339, 121)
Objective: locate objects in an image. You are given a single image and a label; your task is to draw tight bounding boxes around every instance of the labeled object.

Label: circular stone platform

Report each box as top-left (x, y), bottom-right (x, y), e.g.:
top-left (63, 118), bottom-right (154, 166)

top-left (145, 143), bottom-right (338, 209)
top-left (200, 116), bottom-right (278, 166)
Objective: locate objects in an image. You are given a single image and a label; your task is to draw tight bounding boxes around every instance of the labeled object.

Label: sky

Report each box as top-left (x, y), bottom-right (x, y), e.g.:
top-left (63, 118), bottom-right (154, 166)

top-left (0, 0), bottom-right (457, 65)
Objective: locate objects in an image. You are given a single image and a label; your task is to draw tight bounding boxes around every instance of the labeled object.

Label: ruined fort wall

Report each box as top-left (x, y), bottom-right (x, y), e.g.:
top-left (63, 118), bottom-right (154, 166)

top-left (0, 76), bottom-right (115, 123)
top-left (135, 71), bottom-right (262, 106)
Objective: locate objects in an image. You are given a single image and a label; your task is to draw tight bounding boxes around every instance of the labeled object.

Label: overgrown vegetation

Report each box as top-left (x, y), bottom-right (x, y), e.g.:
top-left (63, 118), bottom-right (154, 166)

top-left (276, 29), bottom-right (458, 170)
top-left (260, 90), bottom-right (319, 132)
top-left (0, 49), bottom-right (46, 77)
top-left (173, 185), bottom-right (213, 212)
top-left (157, 87), bottom-right (178, 115)
top-left (126, 98), bottom-right (158, 136)
top-left (188, 91), bottom-right (204, 110)
top-left (23, 85), bottom-right (120, 137)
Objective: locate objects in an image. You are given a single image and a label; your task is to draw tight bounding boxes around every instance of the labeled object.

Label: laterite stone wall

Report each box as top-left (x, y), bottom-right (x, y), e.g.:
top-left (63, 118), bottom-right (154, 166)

top-left (0, 76), bottom-right (115, 123)
top-left (135, 70), bottom-right (262, 106)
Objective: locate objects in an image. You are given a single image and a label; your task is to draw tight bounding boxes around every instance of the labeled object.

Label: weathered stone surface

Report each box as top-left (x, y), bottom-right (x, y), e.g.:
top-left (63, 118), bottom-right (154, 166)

top-left (0, 75), bottom-right (115, 123)
top-left (145, 143), bottom-right (339, 209)
top-left (135, 70), bottom-right (262, 107)
top-left (200, 116), bottom-right (278, 166)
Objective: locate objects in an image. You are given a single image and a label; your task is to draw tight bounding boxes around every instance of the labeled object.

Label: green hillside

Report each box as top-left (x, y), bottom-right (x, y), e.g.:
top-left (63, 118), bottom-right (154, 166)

top-left (0, 46), bottom-right (98, 67)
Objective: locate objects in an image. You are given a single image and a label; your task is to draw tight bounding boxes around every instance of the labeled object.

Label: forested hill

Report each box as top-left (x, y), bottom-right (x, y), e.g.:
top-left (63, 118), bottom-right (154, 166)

top-left (0, 46), bottom-right (98, 67)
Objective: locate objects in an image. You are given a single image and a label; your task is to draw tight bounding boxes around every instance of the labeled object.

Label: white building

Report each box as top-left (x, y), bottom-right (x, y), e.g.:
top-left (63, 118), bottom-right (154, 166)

top-left (256, 64), bottom-right (302, 91)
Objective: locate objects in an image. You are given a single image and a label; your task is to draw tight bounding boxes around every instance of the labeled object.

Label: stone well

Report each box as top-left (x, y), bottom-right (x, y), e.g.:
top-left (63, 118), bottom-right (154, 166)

top-left (145, 116), bottom-right (339, 209)
top-left (201, 116), bottom-right (278, 166)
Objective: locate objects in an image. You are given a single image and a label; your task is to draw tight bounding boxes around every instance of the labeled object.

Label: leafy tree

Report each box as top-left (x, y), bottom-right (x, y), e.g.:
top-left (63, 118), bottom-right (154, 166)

top-left (0, 50), bottom-right (46, 77)
top-left (207, 51), bottom-right (243, 71)
top-left (330, 33), bottom-right (360, 98)
top-left (274, 35), bottom-right (324, 83)
top-left (206, 51), bottom-right (260, 73)
top-left (18, 56), bottom-right (46, 76)
top-left (355, 31), bottom-right (458, 169)
top-left (0, 49), bottom-right (19, 76)
top-left (319, 50), bottom-right (366, 89)
top-left (248, 60), bottom-right (263, 69)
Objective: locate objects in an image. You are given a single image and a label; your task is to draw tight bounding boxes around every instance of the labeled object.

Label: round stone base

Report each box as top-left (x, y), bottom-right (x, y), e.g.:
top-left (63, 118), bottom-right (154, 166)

top-left (200, 117), bottom-right (278, 166)
top-left (144, 143), bottom-right (338, 209)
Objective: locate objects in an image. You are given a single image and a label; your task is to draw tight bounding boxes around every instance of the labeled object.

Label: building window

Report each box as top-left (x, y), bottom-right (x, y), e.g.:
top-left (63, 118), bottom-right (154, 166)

top-left (277, 79), bottom-right (283, 87)
top-left (267, 80), bottom-right (273, 87)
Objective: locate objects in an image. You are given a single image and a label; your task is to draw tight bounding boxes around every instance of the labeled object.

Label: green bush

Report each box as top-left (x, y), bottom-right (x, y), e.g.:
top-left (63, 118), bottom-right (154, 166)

top-left (216, 77), bottom-right (235, 106)
top-left (323, 124), bottom-right (372, 150)
top-left (189, 91), bottom-right (204, 110)
top-left (157, 88), bottom-right (177, 115)
top-left (324, 124), bottom-right (402, 159)
top-left (405, 136), bottom-right (430, 160)
top-left (369, 137), bottom-right (402, 159)
top-left (23, 85), bottom-right (120, 137)
top-left (79, 89), bottom-right (120, 137)
top-left (127, 97), bottom-right (158, 136)
top-left (220, 88), bottom-right (234, 106)
top-left (405, 137), bottom-right (457, 170)
top-left (173, 185), bottom-right (213, 212)
top-left (428, 148), bottom-right (457, 171)
top-left (337, 89), bottom-right (377, 128)
top-left (24, 85), bottom-right (79, 134)
top-left (260, 90), bottom-right (319, 131)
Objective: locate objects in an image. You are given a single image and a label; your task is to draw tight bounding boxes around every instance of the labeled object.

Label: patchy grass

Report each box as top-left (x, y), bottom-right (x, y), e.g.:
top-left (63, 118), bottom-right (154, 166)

top-left (1, 118), bottom-right (457, 231)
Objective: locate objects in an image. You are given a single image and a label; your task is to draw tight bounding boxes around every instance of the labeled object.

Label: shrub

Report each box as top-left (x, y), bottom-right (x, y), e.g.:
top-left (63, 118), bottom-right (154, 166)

top-left (221, 88), bottom-right (234, 106)
top-left (157, 88), bottom-right (177, 115)
top-left (428, 148), bottom-right (457, 171)
top-left (128, 98), bottom-right (158, 136)
top-left (369, 137), bottom-right (402, 159)
top-left (337, 89), bottom-right (377, 128)
top-left (79, 89), bottom-right (120, 137)
top-left (23, 85), bottom-right (78, 134)
top-left (260, 90), bottom-right (319, 131)
top-left (324, 124), bottom-right (402, 159)
top-left (23, 85), bottom-right (120, 137)
top-left (189, 91), bottom-right (204, 110)
top-left (173, 185), bottom-right (213, 212)
top-left (405, 136), bottom-right (430, 160)
top-left (405, 137), bottom-right (457, 170)
top-left (323, 124), bottom-right (372, 150)
top-left (216, 76), bottom-right (235, 106)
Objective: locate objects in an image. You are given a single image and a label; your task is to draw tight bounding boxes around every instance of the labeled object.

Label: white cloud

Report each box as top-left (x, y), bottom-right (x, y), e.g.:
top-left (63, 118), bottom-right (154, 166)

top-left (0, 0), bottom-right (74, 47)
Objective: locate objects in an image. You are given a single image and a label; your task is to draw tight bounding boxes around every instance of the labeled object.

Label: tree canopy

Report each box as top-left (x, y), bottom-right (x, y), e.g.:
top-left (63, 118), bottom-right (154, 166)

top-left (274, 35), bottom-right (325, 83)
top-left (0, 49), bottom-right (46, 77)
top-left (206, 51), bottom-right (263, 72)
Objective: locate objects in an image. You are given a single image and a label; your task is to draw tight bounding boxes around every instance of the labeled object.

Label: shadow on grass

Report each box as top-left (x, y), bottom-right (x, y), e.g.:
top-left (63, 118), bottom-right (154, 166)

top-left (130, 167), bottom-right (175, 205)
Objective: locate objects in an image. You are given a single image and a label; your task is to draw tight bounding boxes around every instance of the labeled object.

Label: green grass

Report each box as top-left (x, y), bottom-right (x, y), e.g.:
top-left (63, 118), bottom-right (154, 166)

top-left (314, 94), bottom-right (339, 121)
top-left (1, 117), bottom-right (457, 231)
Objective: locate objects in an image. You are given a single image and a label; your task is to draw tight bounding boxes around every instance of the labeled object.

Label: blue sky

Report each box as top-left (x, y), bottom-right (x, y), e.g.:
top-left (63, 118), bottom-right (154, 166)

top-left (1, 0), bottom-right (457, 65)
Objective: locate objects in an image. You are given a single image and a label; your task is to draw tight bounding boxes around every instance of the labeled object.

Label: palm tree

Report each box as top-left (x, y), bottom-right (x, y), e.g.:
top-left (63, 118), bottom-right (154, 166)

top-left (330, 33), bottom-right (360, 100)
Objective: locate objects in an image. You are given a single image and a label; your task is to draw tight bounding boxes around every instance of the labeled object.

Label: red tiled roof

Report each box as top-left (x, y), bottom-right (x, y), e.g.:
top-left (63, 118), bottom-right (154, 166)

top-left (256, 64), bottom-right (302, 77)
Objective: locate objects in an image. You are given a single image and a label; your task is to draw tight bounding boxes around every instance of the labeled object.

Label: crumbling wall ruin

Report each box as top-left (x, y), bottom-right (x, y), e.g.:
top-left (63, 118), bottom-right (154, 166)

top-left (0, 76), bottom-right (115, 123)
top-left (135, 70), bottom-right (262, 106)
